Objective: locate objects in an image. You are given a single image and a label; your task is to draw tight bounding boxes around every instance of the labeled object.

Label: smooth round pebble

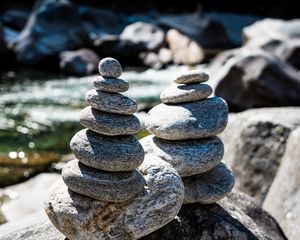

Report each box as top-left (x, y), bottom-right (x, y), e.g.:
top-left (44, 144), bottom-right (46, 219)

top-left (45, 154), bottom-right (184, 240)
top-left (98, 57), bottom-right (122, 78)
top-left (183, 162), bottom-right (235, 204)
top-left (93, 76), bottom-right (129, 93)
top-left (86, 89), bottom-right (137, 115)
top-left (145, 97), bottom-right (228, 140)
top-left (70, 129), bottom-right (144, 171)
top-left (62, 159), bottom-right (145, 202)
top-left (80, 106), bottom-right (140, 136)
top-left (174, 70), bottom-right (209, 84)
top-left (160, 83), bottom-right (212, 104)
top-left (141, 135), bottom-right (224, 177)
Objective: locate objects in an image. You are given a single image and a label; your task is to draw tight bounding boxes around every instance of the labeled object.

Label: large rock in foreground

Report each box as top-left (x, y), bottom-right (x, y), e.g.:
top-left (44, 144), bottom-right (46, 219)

top-left (210, 48), bottom-right (300, 111)
top-left (220, 107), bottom-right (300, 203)
top-left (263, 127), bottom-right (300, 240)
top-left (0, 190), bottom-right (286, 240)
top-left (44, 155), bottom-right (184, 240)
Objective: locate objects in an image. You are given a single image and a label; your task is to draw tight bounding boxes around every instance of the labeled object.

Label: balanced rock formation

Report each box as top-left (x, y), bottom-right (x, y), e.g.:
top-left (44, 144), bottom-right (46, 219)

top-left (142, 70), bottom-right (235, 204)
top-left (44, 58), bottom-right (185, 239)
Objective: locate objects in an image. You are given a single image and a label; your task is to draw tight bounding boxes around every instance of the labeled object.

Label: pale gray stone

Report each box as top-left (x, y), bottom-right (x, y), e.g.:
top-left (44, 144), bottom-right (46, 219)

top-left (183, 162), bottom-right (235, 204)
top-left (141, 135), bottom-right (224, 177)
top-left (86, 89), bottom-right (137, 115)
top-left (62, 159), bottom-right (145, 202)
top-left (174, 70), bottom-right (209, 84)
top-left (98, 57), bottom-right (122, 78)
top-left (93, 76), bottom-right (129, 93)
top-left (263, 127), bottom-right (300, 240)
top-left (160, 83), bottom-right (212, 104)
top-left (44, 154), bottom-right (185, 240)
top-left (80, 106), bottom-right (140, 136)
top-left (146, 97), bottom-right (228, 140)
top-left (70, 129), bottom-right (144, 171)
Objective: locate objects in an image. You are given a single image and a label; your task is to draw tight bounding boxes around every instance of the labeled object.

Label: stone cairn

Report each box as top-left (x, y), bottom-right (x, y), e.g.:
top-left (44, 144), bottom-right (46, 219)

top-left (44, 58), bottom-right (184, 240)
top-left (142, 70), bottom-right (235, 204)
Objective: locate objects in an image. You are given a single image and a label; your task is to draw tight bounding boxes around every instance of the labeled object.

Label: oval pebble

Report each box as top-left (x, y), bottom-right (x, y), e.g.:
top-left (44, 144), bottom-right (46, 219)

top-left (183, 162), bottom-right (235, 204)
top-left (62, 159), bottom-right (145, 202)
top-left (70, 129), bottom-right (144, 171)
top-left (93, 76), bottom-right (129, 93)
top-left (86, 89), bottom-right (137, 115)
top-left (160, 83), bottom-right (212, 104)
top-left (98, 57), bottom-right (122, 78)
top-left (174, 70), bottom-right (209, 84)
top-left (80, 106), bottom-right (140, 136)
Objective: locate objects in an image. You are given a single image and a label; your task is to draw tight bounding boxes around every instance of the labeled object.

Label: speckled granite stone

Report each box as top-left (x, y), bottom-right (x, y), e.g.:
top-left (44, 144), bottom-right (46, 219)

top-left (141, 135), bottom-right (224, 177)
top-left (93, 76), bottom-right (129, 93)
top-left (145, 97), bottom-right (228, 140)
top-left (70, 129), bottom-right (144, 171)
top-left (98, 57), bottom-right (122, 78)
top-left (174, 70), bottom-right (209, 84)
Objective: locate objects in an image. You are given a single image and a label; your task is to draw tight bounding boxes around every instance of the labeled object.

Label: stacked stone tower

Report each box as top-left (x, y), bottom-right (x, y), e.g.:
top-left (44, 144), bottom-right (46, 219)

top-left (44, 58), bottom-right (184, 239)
top-left (142, 70), bottom-right (235, 204)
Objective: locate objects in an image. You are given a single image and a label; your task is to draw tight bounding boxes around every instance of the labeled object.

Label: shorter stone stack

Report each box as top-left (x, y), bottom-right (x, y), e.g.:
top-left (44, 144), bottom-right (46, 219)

top-left (62, 57), bottom-right (146, 203)
top-left (142, 70), bottom-right (235, 204)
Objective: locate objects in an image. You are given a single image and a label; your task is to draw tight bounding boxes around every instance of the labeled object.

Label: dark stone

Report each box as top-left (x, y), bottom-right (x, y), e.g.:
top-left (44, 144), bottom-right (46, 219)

top-left (59, 48), bottom-right (100, 76)
top-left (13, 0), bottom-right (86, 64)
top-left (1, 10), bottom-right (30, 31)
top-left (210, 48), bottom-right (300, 111)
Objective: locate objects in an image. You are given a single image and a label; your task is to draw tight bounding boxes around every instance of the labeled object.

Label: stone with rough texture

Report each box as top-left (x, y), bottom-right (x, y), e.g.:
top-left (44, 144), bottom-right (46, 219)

top-left (79, 106), bottom-right (140, 136)
top-left (62, 159), bottom-right (145, 202)
top-left (1, 189), bottom-right (286, 240)
top-left (263, 128), bottom-right (300, 240)
top-left (70, 129), bottom-right (144, 171)
top-left (44, 154), bottom-right (184, 240)
top-left (166, 29), bottom-right (204, 65)
top-left (160, 83), bottom-right (212, 104)
top-left (86, 89), bottom-right (137, 115)
top-left (98, 57), bottom-right (122, 78)
top-left (141, 135), bottom-right (223, 177)
top-left (93, 76), bottom-right (129, 93)
top-left (174, 70), bottom-right (209, 84)
top-left (183, 162), bottom-right (235, 204)
top-left (220, 107), bottom-right (300, 203)
top-left (146, 97), bottom-right (228, 140)
top-left (210, 47), bottom-right (300, 111)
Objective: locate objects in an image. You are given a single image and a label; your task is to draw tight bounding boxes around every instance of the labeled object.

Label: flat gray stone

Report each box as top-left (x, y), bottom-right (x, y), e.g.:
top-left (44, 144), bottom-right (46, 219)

top-left (98, 57), bottom-right (122, 78)
top-left (160, 83), bottom-right (212, 104)
top-left (146, 97), bottom-right (228, 140)
top-left (141, 135), bottom-right (224, 177)
top-left (70, 129), bottom-right (144, 171)
top-left (62, 159), bottom-right (145, 202)
top-left (80, 106), bottom-right (140, 136)
top-left (183, 162), bottom-right (235, 204)
top-left (44, 154), bottom-right (184, 240)
top-left (93, 76), bottom-right (129, 93)
top-left (174, 70), bottom-right (209, 84)
top-left (86, 89), bottom-right (137, 115)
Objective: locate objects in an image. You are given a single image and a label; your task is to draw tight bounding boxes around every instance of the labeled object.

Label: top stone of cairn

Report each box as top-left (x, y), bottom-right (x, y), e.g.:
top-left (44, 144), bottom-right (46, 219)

top-left (98, 57), bottom-right (123, 78)
top-left (174, 70), bottom-right (209, 84)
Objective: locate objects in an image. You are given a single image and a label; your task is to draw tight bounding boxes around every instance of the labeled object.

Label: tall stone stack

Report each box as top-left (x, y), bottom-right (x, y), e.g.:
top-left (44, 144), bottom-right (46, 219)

top-left (142, 70), bottom-right (235, 204)
top-left (44, 58), bottom-right (185, 240)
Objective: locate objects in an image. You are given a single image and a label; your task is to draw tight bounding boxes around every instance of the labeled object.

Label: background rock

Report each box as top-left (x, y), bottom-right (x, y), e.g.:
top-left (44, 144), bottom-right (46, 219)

top-left (263, 127), bottom-right (300, 240)
top-left (166, 29), bottom-right (204, 65)
top-left (13, 0), bottom-right (85, 64)
top-left (0, 173), bottom-right (60, 222)
top-left (0, 189), bottom-right (286, 240)
top-left (210, 47), bottom-right (300, 111)
top-left (220, 107), bottom-right (300, 203)
top-left (59, 48), bottom-right (100, 76)
top-left (243, 19), bottom-right (300, 69)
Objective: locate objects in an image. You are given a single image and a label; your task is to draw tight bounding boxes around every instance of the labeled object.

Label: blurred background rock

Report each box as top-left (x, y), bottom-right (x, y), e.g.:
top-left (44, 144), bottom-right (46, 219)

top-left (0, 0), bottom-right (300, 239)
